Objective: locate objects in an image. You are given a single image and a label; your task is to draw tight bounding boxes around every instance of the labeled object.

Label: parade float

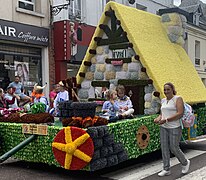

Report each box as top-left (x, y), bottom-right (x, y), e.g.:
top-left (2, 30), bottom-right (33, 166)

top-left (1, 2), bottom-right (206, 171)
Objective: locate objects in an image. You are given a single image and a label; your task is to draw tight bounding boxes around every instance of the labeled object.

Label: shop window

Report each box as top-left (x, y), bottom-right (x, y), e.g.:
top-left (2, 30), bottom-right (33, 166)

top-left (69, 0), bottom-right (81, 20)
top-left (195, 40), bottom-right (200, 66)
top-left (18, 0), bottom-right (35, 11)
top-left (0, 44), bottom-right (41, 94)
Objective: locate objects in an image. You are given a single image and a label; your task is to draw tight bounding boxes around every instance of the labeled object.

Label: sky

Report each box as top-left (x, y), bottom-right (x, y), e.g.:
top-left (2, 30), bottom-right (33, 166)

top-left (174, 0), bottom-right (206, 6)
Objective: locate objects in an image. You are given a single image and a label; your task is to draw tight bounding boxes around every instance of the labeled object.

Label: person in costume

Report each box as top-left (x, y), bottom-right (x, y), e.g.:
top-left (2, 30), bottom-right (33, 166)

top-left (154, 82), bottom-right (190, 176)
top-left (32, 83), bottom-right (49, 112)
top-left (116, 85), bottom-right (134, 119)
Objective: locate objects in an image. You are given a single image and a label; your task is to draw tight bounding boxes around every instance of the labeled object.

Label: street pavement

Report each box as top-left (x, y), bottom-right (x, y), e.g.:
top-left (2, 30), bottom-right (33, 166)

top-left (0, 136), bottom-right (206, 180)
top-left (102, 135), bottom-right (206, 180)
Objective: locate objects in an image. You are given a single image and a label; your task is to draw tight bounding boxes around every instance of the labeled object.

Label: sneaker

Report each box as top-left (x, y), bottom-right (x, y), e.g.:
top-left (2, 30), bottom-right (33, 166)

top-left (182, 159), bottom-right (190, 174)
top-left (158, 170), bottom-right (171, 177)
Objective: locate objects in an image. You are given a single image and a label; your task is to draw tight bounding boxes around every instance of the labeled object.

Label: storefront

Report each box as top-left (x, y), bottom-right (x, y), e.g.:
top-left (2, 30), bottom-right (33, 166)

top-left (0, 19), bottom-right (49, 96)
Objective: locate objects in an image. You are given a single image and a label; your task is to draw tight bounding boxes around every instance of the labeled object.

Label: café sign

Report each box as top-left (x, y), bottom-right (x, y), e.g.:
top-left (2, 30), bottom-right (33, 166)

top-left (0, 19), bottom-right (49, 46)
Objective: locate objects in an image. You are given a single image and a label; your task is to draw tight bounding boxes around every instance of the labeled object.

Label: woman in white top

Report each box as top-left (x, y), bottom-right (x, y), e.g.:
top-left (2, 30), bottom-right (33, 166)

top-left (52, 81), bottom-right (69, 116)
top-left (154, 82), bottom-right (190, 177)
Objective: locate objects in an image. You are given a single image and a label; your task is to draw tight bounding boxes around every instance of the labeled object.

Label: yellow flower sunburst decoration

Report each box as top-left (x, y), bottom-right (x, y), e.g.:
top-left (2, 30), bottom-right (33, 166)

top-left (52, 127), bottom-right (94, 170)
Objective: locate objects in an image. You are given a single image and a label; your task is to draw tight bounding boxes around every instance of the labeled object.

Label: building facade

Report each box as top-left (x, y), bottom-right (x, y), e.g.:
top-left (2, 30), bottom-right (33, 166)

top-left (52, 0), bottom-right (174, 81)
top-left (0, 0), bottom-right (51, 96)
top-left (179, 0), bottom-right (206, 86)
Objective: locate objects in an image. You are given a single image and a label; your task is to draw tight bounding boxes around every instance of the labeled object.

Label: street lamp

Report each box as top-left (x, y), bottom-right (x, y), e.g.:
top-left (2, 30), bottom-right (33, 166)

top-left (51, 0), bottom-right (74, 16)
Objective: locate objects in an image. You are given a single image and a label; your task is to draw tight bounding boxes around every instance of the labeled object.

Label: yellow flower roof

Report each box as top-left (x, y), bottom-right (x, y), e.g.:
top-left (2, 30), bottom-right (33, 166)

top-left (77, 2), bottom-right (206, 104)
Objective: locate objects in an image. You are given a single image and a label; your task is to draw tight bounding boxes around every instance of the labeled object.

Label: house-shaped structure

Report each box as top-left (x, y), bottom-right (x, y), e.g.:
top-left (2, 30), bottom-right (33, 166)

top-left (76, 2), bottom-right (206, 115)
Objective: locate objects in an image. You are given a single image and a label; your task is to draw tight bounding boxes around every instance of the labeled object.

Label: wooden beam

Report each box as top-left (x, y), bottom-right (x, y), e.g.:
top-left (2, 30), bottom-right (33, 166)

top-left (118, 79), bottom-right (149, 86)
top-left (109, 43), bottom-right (131, 50)
top-left (79, 72), bottom-right (85, 78)
top-left (84, 61), bottom-right (92, 66)
top-left (94, 37), bottom-right (102, 43)
top-left (97, 36), bottom-right (129, 46)
top-left (89, 49), bottom-right (96, 54)
top-left (114, 26), bottom-right (123, 38)
top-left (134, 55), bottom-right (140, 60)
top-left (99, 24), bottom-right (112, 38)
top-left (91, 81), bottom-right (110, 87)
top-left (138, 87), bottom-right (145, 114)
top-left (110, 11), bottom-right (117, 32)
top-left (88, 98), bottom-right (106, 101)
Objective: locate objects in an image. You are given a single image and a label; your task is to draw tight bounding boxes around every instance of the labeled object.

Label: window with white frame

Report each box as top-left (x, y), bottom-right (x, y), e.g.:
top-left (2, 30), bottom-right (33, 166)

top-left (195, 40), bottom-right (200, 66)
top-left (69, 0), bottom-right (81, 20)
top-left (18, 0), bottom-right (35, 11)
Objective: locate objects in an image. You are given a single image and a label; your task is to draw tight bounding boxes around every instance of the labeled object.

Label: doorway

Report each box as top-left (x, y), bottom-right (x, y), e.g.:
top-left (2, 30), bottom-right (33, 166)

top-left (118, 80), bottom-right (148, 115)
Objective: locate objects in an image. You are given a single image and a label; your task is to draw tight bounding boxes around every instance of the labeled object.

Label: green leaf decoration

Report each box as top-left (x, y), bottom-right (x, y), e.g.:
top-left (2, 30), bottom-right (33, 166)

top-left (30, 103), bottom-right (46, 114)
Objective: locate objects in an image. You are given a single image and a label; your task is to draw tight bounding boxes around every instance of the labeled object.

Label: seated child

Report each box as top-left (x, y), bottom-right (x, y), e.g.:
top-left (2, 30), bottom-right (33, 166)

top-left (116, 85), bottom-right (134, 119)
top-left (102, 89), bottom-right (119, 121)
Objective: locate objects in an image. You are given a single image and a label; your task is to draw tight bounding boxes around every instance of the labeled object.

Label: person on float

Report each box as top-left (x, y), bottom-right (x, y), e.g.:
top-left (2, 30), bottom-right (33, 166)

top-left (102, 89), bottom-right (119, 121)
top-left (8, 76), bottom-right (30, 104)
top-left (0, 88), bottom-right (7, 109)
top-left (154, 82), bottom-right (190, 177)
top-left (4, 86), bottom-right (20, 109)
top-left (50, 81), bottom-right (69, 116)
top-left (116, 85), bottom-right (134, 119)
top-left (49, 84), bottom-right (60, 109)
top-left (32, 83), bottom-right (49, 112)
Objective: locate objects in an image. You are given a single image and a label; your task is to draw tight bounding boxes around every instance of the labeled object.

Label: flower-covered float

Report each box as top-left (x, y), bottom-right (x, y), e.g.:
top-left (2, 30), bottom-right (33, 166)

top-left (1, 2), bottom-right (206, 171)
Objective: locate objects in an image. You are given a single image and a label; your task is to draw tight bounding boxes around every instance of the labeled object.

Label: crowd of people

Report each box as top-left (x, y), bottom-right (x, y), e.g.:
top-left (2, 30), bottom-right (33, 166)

top-left (0, 76), bottom-right (135, 120)
top-left (0, 76), bottom-right (64, 115)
